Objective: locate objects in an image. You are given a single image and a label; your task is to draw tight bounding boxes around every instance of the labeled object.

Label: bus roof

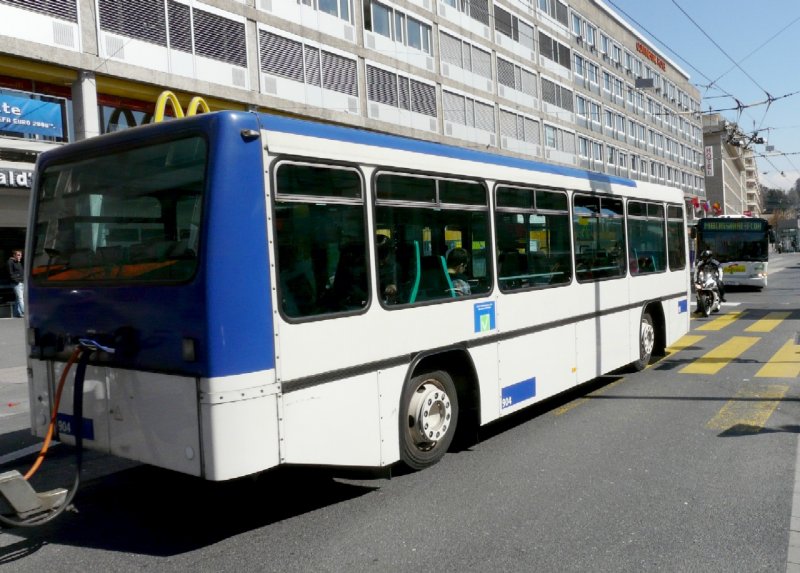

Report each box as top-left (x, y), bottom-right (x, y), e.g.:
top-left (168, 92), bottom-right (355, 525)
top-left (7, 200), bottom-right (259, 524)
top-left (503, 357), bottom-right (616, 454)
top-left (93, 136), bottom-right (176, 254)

top-left (257, 113), bottom-right (637, 188)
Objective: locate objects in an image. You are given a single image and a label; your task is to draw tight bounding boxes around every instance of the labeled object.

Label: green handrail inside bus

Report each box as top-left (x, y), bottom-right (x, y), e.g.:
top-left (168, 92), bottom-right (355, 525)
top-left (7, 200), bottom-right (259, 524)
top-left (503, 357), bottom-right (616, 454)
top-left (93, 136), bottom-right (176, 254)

top-left (441, 255), bottom-right (456, 298)
top-left (408, 240), bottom-right (422, 304)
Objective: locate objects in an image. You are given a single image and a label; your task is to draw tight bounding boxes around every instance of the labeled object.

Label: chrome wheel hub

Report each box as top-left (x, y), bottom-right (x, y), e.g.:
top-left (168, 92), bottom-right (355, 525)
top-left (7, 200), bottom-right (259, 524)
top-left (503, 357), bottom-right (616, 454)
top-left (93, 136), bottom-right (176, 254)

top-left (408, 382), bottom-right (452, 446)
top-left (641, 320), bottom-right (655, 356)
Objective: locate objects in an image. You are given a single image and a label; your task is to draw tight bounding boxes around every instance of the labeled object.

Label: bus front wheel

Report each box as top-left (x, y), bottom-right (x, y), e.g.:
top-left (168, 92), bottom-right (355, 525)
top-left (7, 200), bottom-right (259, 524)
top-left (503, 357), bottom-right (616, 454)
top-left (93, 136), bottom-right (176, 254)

top-left (400, 370), bottom-right (459, 470)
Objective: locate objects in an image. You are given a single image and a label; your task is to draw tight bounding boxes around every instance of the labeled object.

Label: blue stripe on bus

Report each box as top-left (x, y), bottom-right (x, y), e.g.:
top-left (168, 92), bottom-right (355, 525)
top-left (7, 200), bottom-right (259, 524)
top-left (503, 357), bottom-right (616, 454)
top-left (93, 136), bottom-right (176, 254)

top-left (678, 299), bottom-right (688, 313)
top-left (259, 114), bottom-right (637, 188)
top-left (204, 113), bottom-right (276, 376)
top-left (501, 378), bottom-right (536, 409)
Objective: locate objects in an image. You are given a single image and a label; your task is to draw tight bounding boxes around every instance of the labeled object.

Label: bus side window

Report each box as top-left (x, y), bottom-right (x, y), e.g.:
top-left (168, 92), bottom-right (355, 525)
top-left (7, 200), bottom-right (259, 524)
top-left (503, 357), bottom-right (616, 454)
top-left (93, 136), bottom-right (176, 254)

top-left (573, 195), bottom-right (625, 282)
top-left (627, 200), bottom-right (666, 276)
top-left (495, 186), bottom-right (572, 291)
top-left (274, 163), bottom-right (366, 319)
top-left (375, 173), bottom-right (491, 306)
top-left (666, 205), bottom-right (686, 270)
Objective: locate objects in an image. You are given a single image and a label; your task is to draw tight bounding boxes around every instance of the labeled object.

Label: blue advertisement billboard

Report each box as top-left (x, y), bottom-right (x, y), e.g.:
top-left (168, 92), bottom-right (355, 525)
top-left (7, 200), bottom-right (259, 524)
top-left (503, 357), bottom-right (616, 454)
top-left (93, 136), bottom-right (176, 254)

top-left (0, 92), bottom-right (66, 140)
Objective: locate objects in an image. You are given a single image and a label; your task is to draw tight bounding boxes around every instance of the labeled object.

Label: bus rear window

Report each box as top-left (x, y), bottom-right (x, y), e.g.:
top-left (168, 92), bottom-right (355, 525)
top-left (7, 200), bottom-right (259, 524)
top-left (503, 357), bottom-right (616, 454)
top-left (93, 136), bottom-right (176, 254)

top-left (32, 136), bottom-right (206, 284)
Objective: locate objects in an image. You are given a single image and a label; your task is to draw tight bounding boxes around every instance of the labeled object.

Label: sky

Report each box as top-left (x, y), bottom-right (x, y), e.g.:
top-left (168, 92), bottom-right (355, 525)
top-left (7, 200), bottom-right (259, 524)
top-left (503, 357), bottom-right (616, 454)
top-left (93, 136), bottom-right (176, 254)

top-left (604, 0), bottom-right (800, 191)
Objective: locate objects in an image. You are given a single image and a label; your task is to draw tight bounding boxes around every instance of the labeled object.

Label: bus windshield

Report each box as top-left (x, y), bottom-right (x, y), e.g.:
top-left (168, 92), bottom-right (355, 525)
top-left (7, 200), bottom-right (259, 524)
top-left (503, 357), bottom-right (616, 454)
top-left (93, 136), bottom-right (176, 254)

top-left (696, 218), bottom-right (769, 264)
top-left (31, 136), bottom-right (206, 284)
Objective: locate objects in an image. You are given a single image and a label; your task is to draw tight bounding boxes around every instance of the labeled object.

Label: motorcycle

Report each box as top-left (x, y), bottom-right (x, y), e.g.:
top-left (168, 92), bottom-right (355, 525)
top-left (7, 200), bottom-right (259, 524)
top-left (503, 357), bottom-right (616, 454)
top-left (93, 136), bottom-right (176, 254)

top-left (694, 258), bottom-right (722, 317)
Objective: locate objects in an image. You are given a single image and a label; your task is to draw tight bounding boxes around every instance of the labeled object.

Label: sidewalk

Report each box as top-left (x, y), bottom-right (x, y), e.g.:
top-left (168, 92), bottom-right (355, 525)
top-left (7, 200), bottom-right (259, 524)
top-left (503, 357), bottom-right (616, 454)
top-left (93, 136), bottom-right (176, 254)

top-left (0, 318), bottom-right (36, 465)
top-left (0, 317), bottom-right (29, 431)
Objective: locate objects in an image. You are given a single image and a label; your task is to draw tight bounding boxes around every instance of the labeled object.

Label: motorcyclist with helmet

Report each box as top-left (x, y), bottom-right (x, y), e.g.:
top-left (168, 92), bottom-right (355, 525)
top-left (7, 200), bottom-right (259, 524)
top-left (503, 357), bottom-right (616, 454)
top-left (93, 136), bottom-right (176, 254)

top-left (696, 249), bottom-right (726, 303)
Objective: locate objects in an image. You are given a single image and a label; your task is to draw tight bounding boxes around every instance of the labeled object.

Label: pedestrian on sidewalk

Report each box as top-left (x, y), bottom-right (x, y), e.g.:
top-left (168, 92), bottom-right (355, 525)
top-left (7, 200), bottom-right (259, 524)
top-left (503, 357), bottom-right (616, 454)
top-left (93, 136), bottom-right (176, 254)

top-left (7, 250), bottom-right (23, 318)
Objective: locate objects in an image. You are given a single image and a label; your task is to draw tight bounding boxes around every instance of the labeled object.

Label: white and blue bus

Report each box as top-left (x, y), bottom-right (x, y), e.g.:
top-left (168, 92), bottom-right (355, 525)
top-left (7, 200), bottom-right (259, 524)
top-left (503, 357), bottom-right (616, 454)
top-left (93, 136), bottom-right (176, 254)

top-left (695, 216), bottom-right (769, 289)
top-left (26, 111), bottom-right (690, 479)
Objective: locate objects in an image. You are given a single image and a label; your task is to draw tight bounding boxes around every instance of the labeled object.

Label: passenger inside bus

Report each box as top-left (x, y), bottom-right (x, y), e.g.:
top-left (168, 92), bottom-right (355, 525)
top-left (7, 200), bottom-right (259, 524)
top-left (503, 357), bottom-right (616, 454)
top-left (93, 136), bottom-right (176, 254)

top-left (446, 248), bottom-right (471, 296)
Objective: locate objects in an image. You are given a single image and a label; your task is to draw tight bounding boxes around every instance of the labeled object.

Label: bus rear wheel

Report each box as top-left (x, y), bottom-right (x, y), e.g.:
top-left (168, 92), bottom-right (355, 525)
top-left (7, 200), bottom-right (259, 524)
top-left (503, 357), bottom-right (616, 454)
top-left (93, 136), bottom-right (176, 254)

top-left (632, 311), bottom-right (655, 371)
top-left (400, 370), bottom-right (459, 470)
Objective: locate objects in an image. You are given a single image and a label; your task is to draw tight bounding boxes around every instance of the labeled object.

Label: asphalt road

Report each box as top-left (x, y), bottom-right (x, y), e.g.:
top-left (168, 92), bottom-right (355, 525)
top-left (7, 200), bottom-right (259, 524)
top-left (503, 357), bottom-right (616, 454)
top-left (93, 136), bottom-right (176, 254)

top-left (1, 253), bottom-right (799, 572)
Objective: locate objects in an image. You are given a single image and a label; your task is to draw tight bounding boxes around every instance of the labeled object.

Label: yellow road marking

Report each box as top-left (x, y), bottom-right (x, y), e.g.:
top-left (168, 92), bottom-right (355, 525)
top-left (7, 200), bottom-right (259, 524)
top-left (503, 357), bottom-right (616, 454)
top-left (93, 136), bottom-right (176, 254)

top-left (706, 384), bottom-right (788, 431)
top-left (552, 398), bottom-right (588, 416)
top-left (745, 311), bottom-right (791, 333)
top-left (665, 334), bottom-right (706, 354)
top-left (755, 338), bottom-right (800, 378)
top-left (552, 378), bottom-right (624, 416)
top-left (695, 311), bottom-right (745, 332)
top-left (679, 336), bottom-right (760, 375)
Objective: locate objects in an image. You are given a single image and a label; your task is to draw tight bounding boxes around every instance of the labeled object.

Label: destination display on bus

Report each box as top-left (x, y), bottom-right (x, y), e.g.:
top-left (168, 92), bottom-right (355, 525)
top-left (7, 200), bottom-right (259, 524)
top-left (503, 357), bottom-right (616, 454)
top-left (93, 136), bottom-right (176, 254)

top-left (699, 220), bottom-right (766, 233)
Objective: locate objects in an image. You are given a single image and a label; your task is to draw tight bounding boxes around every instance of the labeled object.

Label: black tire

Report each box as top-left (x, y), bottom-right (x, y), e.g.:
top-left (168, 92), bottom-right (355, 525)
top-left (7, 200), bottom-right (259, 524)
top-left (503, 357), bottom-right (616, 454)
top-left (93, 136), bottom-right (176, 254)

top-left (631, 311), bottom-right (655, 371)
top-left (399, 370), bottom-right (459, 470)
top-left (701, 293), bottom-right (712, 317)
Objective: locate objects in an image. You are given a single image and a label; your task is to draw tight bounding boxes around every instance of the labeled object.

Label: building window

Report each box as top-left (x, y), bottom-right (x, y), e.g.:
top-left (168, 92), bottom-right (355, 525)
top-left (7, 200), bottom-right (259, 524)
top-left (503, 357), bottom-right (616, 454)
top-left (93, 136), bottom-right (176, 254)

top-left (538, 0), bottom-right (568, 26)
top-left (541, 77), bottom-right (574, 113)
top-left (585, 23), bottom-right (596, 47)
top-left (500, 109), bottom-right (541, 147)
top-left (590, 101), bottom-right (601, 125)
top-left (366, 65), bottom-right (437, 117)
top-left (578, 135), bottom-right (589, 157)
top-left (587, 61), bottom-right (598, 84)
top-left (444, 0), bottom-right (490, 26)
top-left (364, 1), bottom-right (432, 54)
top-left (440, 32), bottom-right (491, 80)
top-left (494, 6), bottom-right (534, 51)
top-left (442, 90), bottom-right (495, 134)
top-left (600, 33), bottom-right (609, 54)
top-left (612, 44), bottom-right (621, 64)
top-left (571, 12), bottom-right (582, 36)
top-left (497, 57), bottom-right (537, 98)
top-left (538, 31), bottom-right (571, 70)
top-left (576, 95), bottom-right (586, 118)
top-left (318, 0), bottom-right (352, 22)
top-left (544, 124), bottom-right (575, 153)
top-left (574, 54), bottom-right (585, 77)
top-left (260, 30), bottom-right (358, 96)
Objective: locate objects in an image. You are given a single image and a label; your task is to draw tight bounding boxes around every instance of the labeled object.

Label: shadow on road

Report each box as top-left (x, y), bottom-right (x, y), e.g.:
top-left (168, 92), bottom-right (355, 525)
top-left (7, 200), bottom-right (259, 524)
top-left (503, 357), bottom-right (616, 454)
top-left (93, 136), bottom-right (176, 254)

top-left (718, 423), bottom-right (800, 437)
top-left (1, 462), bottom-right (379, 558)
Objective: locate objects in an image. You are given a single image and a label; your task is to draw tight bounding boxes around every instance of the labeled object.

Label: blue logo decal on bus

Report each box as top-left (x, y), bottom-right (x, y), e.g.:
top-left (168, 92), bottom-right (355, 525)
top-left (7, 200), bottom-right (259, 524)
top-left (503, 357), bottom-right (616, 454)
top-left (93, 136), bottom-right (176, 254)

top-left (678, 299), bottom-right (688, 313)
top-left (56, 413), bottom-right (95, 440)
top-left (474, 301), bottom-right (496, 333)
top-left (501, 378), bottom-right (536, 409)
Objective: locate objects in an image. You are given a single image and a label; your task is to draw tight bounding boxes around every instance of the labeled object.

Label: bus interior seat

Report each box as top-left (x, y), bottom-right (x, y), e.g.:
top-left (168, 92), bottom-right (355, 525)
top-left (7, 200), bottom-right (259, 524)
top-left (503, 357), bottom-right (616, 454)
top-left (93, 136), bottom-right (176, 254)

top-left (498, 250), bottom-right (526, 287)
top-left (97, 246), bottom-right (125, 265)
top-left (169, 240), bottom-right (195, 258)
top-left (414, 255), bottom-right (453, 301)
top-left (129, 240), bottom-right (176, 263)
top-left (68, 249), bottom-right (96, 267)
top-left (499, 250), bottom-right (526, 276)
top-left (327, 243), bottom-right (368, 309)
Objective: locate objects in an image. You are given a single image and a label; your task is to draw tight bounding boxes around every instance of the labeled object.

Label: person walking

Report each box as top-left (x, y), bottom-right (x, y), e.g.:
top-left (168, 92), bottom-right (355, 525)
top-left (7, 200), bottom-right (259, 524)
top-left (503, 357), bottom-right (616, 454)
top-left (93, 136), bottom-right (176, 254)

top-left (7, 250), bottom-right (24, 318)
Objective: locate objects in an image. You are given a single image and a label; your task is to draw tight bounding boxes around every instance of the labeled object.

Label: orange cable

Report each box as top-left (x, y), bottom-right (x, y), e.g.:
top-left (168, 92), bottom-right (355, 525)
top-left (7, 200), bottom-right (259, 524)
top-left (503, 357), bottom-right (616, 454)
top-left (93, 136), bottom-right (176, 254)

top-left (24, 347), bottom-right (82, 480)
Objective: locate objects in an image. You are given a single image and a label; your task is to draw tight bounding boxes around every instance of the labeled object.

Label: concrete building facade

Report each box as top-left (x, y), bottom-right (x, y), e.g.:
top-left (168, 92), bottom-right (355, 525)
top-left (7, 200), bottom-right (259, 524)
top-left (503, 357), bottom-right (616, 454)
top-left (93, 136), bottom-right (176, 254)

top-left (0, 0), bottom-right (705, 259)
top-left (743, 148), bottom-right (763, 217)
top-left (701, 113), bottom-right (752, 217)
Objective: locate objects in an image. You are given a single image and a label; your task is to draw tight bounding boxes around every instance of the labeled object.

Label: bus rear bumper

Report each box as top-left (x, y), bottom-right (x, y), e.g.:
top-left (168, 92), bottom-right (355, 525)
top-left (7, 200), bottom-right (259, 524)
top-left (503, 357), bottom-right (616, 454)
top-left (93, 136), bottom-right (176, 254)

top-left (28, 360), bottom-right (281, 481)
